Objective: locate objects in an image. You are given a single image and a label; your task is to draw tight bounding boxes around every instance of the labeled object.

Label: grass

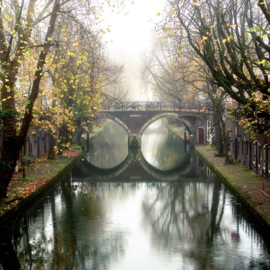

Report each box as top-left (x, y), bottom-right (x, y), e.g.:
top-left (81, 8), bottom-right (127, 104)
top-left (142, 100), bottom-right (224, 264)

top-left (19, 176), bottom-right (32, 181)
top-left (206, 145), bottom-right (217, 150)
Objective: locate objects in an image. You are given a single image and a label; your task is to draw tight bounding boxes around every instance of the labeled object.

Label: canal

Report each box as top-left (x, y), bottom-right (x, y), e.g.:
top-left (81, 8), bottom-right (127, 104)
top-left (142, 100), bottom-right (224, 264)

top-left (1, 119), bottom-right (270, 269)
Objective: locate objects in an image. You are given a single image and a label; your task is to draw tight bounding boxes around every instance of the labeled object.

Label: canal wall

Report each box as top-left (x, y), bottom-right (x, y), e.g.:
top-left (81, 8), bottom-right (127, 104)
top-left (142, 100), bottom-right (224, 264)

top-left (163, 118), bottom-right (186, 141)
top-left (0, 145), bottom-right (83, 226)
top-left (80, 119), bottom-right (112, 149)
top-left (195, 145), bottom-right (270, 229)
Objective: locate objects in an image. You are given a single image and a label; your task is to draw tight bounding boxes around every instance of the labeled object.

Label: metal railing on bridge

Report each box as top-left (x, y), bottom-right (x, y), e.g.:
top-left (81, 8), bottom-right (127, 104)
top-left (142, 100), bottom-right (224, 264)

top-left (102, 101), bottom-right (212, 112)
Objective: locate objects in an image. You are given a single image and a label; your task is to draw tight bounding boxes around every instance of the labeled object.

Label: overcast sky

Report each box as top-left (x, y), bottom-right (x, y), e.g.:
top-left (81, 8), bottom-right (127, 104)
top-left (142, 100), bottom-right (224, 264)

top-left (101, 0), bottom-right (166, 101)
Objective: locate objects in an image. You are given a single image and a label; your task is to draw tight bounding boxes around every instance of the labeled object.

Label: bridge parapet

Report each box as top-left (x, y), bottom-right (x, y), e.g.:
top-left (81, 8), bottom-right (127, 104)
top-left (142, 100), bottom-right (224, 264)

top-left (102, 101), bottom-right (211, 112)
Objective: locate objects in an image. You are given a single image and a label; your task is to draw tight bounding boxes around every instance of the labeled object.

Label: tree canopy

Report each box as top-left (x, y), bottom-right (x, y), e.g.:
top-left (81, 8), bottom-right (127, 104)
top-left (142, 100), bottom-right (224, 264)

top-left (160, 0), bottom-right (270, 136)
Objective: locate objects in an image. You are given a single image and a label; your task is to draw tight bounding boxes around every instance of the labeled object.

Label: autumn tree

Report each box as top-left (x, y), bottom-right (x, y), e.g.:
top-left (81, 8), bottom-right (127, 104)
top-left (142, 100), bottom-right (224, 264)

top-left (0, 0), bottom-right (102, 199)
top-left (162, 0), bottom-right (270, 140)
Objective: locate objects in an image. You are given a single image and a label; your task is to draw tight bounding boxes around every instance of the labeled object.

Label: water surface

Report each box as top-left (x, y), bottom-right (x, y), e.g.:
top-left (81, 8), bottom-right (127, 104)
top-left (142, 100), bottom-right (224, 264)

top-left (1, 118), bottom-right (270, 270)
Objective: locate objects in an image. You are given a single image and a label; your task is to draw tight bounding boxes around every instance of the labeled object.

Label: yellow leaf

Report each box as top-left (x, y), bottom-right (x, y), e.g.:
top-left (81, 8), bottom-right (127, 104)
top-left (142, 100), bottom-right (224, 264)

top-left (183, 34), bottom-right (187, 37)
top-left (222, 39), bottom-right (227, 43)
top-left (201, 14), bottom-right (204, 18)
top-left (210, 25), bottom-right (214, 29)
top-left (230, 24), bottom-right (236, 28)
top-left (157, 12), bottom-right (160, 16)
top-left (2, 98), bottom-right (6, 101)
top-left (193, 1), bottom-right (199, 6)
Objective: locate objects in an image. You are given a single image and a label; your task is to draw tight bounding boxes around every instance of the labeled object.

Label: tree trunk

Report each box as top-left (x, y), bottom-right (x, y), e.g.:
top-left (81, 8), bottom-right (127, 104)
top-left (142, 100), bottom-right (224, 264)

top-left (57, 123), bottom-right (68, 155)
top-left (220, 118), bottom-right (229, 162)
top-left (0, 0), bottom-right (60, 199)
top-left (0, 227), bottom-right (21, 269)
top-left (213, 112), bottom-right (223, 155)
top-left (23, 136), bottom-right (27, 178)
top-left (64, 128), bottom-right (72, 148)
top-left (48, 132), bottom-right (56, 160)
top-left (0, 137), bottom-right (23, 198)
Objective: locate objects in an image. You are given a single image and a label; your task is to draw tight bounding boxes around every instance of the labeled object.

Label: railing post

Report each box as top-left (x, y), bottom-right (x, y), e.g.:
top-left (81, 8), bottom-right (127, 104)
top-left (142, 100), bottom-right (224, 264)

top-left (234, 138), bottom-right (237, 160)
top-left (249, 142), bottom-right (252, 169)
top-left (255, 142), bottom-right (258, 172)
top-left (160, 102), bottom-right (162, 111)
top-left (174, 100), bottom-right (175, 111)
top-left (266, 145), bottom-right (269, 179)
top-left (243, 141), bottom-right (246, 165)
top-left (87, 131), bottom-right (90, 153)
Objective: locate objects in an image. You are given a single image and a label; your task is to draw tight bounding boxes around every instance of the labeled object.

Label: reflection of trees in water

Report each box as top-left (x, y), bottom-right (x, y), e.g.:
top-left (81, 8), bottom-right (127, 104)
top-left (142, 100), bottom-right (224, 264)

top-left (2, 180), bottom-right (270, 269)
top-left (2, 179), bottom-right (128, 270)
top-left (142, 119), bottom-right (187, 170)
top-left (87, 121), bottom-right (128, 169)
top-left (141, 181), bottom-right (270, 269)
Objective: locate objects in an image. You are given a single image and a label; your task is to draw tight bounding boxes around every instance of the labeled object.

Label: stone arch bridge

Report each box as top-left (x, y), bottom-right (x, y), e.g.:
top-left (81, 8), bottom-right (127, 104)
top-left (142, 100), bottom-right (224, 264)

top-left (74, 102), bottom-right (212, 147)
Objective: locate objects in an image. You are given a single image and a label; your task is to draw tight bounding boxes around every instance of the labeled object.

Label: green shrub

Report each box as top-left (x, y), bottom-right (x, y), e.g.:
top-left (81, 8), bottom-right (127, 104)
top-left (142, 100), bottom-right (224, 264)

top-left (214, 153), bottom-right (225, 157)
top-left (224, 158), bottom-right (234, 165)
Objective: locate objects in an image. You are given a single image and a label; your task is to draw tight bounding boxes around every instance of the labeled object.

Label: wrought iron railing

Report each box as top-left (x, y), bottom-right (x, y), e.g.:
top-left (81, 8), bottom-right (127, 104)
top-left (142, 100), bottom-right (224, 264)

top-left (101, 101), bottom-right (212, 112)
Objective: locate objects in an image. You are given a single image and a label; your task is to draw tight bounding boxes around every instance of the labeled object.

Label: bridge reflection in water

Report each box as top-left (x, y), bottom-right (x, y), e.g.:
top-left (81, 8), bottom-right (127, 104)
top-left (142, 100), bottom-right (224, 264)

top-left (74, 118), bottom-right (207, 182)
top-left (72, 148), bottom-right (212, 183)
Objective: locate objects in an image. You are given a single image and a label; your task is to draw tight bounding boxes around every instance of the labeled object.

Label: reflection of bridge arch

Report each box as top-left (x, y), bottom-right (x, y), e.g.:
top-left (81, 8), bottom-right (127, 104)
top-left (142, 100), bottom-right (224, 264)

top-left (72, 150), bottom-right (203, 182)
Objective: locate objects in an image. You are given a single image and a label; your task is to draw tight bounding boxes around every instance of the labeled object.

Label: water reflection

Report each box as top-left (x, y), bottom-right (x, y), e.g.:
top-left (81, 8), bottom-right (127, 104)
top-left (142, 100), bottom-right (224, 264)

top-left (85, 121), bottom-right (128, 169)
top-left (86, 118), bottom-right (188, 171)
top-left (2, 175), bottom-right (270, 269)
top-left (141, 119), bottom-right (188, 170)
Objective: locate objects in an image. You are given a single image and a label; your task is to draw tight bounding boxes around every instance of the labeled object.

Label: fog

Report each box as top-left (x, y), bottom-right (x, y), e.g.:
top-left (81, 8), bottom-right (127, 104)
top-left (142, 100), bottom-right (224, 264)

top-left (101, 0), bottom-right (166, 101)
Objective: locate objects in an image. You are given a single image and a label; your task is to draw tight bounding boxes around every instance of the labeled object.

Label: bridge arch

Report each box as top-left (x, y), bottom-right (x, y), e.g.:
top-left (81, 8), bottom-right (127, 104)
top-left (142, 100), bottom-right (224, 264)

top-left (74, 113), bottom-right (132, 144)
top-left (138, 112), bottom-right (194, 136)
top-left (94, 113), bottom-right (132, 135)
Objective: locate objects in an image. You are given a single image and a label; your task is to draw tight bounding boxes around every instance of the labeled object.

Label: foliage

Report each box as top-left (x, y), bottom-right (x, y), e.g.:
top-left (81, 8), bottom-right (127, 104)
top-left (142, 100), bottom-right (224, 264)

top-left (22, 155), bottom-right (34, 165)
top-left (0, 0), bottom-right (128, 198)
top-left (224, 157), bottom-right (235, 165)
top-left (0, 161), bottom-right (11, 169)
top-left (160, 0), bottom-right (270, 136)
top-left (19, 176), bottom-right (31, 181)
top-left (206, 145), bottom-right (216, 150)
top-left (214, 153), bottom-right (225, 157)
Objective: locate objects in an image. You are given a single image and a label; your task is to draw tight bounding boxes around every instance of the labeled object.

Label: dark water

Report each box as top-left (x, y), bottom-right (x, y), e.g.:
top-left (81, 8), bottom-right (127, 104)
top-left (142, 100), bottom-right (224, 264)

top-left (1, 119), bottom-right (270, 270)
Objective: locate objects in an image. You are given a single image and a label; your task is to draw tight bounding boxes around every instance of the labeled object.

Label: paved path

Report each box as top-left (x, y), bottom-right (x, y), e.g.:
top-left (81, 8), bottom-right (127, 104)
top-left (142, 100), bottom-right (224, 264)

top-left (196, 145), bottom-right (270, 228)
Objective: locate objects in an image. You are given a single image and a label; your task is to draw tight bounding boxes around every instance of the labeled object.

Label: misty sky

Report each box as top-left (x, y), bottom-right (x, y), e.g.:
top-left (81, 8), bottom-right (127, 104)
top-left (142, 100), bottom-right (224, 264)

top-left (101, 0), bottom-right (166, 101)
